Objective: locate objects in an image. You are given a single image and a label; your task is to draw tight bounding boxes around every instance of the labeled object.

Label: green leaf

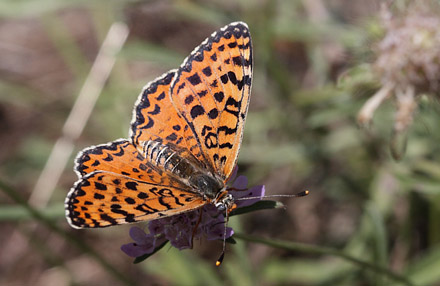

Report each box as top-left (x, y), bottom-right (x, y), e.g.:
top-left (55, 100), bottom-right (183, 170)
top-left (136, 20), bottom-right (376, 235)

top-left (229, 200), bottom-right (285, 217)
top-left (337, 64), bottom-right (378, 91)
top-left (225, 236), bottom-right (237, 244)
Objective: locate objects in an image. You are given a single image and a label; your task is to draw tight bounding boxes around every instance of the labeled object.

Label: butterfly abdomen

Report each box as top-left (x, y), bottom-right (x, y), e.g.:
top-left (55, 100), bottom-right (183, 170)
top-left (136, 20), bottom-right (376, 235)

top-left (141, 140), bottom-right (223, 200)
top-left (140, 140), bottom-right (192, 177)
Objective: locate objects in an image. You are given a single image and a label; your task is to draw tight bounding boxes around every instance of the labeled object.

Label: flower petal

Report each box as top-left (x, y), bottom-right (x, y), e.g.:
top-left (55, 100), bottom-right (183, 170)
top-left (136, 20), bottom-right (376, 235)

top-left (169, 233), bottom-right (192, 250)
top-left (226, 165), bottom-right (239, 184)
top-left (233, 185), bottom-right (266, 208)
top-left (148, 218), bottom-right (167, 235)
top-left (129, 227), bottom-right (148, 244)
top-left (232, 175), bottom-right (248, 190)
top-left (121, 241), bottom-right (153, 257)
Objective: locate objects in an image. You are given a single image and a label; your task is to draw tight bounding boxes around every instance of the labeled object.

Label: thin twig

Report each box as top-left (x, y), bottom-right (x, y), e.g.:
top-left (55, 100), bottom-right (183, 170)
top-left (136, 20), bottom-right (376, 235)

top-left (30, 22), bottom-right (129, 207)
top-left (358, 82), bottom-right (395, 127)
top-left (1, 21), bottom-right (129, 282)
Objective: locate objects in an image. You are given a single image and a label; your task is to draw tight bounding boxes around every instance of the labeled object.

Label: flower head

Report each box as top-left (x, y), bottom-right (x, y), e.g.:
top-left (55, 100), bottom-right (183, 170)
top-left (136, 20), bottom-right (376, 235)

top-left (121, 170), bottom-right (265, 259)
top-left (120, 227), bottom-right (167, 257)
top-left (357, 2), bottom-right (440, 159)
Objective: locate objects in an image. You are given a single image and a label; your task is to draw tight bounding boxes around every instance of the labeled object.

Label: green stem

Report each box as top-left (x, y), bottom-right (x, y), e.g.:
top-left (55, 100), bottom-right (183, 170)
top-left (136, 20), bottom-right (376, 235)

top-left (234, 232), bottom-right (414, 286)
top-left (0, 180), bottom-right (134, 286)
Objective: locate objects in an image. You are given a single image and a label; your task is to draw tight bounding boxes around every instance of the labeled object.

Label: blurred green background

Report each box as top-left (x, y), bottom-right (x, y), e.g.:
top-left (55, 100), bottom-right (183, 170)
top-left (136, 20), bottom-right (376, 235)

top-left (1, 0), bottom-right (440, 285)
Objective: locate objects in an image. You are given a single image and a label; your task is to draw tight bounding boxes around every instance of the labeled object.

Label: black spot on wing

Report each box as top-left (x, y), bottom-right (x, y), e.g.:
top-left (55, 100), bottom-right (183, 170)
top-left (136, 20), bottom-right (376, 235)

top-left (227, 71), bottom-right (237, 85)
top-left (136, 203), bottom-right (159, 214)
top-left (125, 214), bottom-right (136, 223)
top-left (177, 82), bottom-right (186, 93)
top-left (158, 197), bottom-right (171, 209)
top-left (166, 133), bottom-right (178, 141)
top-left (198, 90), bottom-right (208, 97)
top-left (214, 92), bottom-right (224, 103)
top-left (125, 197), bottom-right (136, 204)
top-left (103, 153), bottom-right (113, 162)
top-left (148, 104), bottom-right (160, 115)
top-left (187, 73), bottom-right (201, 85)
top-left (94, 193), bottom-right (104, 200)
top-left (139, 163), bottom-right (147, 171)
top-left (219, 142), bottom-right (233, 149)
top-left (156, 91), bottom-right (165, 100)
top-left (232, 56), bottom-right (244, 66)
top-left (137, 192), bottom-right (149, 199)
top-left (218, 125), bottom-right (237, 135)
top-left (145, 116), bottom-right (154, 129)
top-left (114, 147), bottom-right (124, 157)
top-left (220, 74), bottom-right (228, 84)
top-left (190, 105), bottom-right (205, 119)
top-left (208, 108), bottom-right (218, 119)
top-left (100, 214), bottom-right (117, 225)
top-left (173, 125), bottom-right (181, 131)
top-left (185, 95), bottom-right (194, 105)
top-left (202, 66), bottom-right (212, 76)
top-left (125, 181), bottom-right (138, 190)
top-left (94, 182), bottom-right (107, 191)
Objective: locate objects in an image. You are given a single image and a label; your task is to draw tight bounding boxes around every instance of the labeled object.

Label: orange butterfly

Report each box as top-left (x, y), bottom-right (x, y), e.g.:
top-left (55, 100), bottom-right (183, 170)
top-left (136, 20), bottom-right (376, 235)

top-left (65, 22), bottom-right (253, 231)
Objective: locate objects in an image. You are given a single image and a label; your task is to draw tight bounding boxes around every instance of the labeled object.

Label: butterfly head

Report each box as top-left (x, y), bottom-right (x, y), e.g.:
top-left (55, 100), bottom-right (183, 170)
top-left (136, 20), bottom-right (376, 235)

top-left (214, 191), bottom-right (235, 213)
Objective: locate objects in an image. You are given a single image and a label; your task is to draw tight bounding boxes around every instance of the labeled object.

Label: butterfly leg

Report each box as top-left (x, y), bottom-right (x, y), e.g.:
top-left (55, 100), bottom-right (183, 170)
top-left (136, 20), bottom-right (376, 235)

top-left (191, 208), bottom-right (204, 248)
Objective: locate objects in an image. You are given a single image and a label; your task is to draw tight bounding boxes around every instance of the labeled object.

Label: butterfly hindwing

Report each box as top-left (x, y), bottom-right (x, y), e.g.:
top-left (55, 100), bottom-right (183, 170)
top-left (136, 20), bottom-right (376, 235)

top-left (66, 171), bottom-right (206, 228)
top-left (170, 22), bottom-right (253, 180)
top-left (66, 139), bottom-right (205, 228)
top-left (74, 139), bottom-right (176, 186)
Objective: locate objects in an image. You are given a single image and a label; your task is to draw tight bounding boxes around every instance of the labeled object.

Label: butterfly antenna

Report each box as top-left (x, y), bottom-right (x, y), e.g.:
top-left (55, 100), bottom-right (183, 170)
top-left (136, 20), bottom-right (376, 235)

top-left (234, 190), bottom-right (310, 202)
top-left (216, 210), bottom-right (230, 267)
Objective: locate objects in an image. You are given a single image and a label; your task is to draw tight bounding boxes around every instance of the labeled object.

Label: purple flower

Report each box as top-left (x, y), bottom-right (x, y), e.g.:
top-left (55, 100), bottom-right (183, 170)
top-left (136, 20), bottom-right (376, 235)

top-left (229, 175), bottom-right (265, 208)
top-left (121, 170), bottom-right (265, 259)
top-left (120, 227), bottom-right (167, 257)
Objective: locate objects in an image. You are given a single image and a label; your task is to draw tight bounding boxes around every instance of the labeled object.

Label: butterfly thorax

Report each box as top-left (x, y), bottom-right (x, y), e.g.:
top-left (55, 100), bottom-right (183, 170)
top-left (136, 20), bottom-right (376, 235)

top-left (188, 173), bottom-right (224, 199)
top-left (140, 140), bottom-right (225, 200)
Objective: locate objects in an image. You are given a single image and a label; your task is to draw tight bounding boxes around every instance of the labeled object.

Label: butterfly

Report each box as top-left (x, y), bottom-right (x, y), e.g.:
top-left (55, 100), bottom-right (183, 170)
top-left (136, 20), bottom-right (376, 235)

top-left (65, 22), bottom-right (253, 230)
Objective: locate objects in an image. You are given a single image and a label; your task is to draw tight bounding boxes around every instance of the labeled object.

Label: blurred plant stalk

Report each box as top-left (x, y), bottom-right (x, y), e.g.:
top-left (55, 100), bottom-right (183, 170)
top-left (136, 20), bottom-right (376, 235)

top-left (31, 22), bottom-right (129, 207)
top-left (1, 21), bottom-right (129, 267)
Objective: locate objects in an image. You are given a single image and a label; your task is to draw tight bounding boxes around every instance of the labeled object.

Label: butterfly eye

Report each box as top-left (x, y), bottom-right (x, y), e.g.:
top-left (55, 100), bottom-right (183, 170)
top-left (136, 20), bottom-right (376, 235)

top-left (217, 204), bottom-right (226, 211)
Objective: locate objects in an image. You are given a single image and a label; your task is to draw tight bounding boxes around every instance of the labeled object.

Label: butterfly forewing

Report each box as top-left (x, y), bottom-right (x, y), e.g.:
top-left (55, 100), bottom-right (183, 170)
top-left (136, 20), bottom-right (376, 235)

top-left (130, 71), bottom-right (207, 169)
top-left (66, 140), bottom-right (207, 228)
top-left (170, 22), bottom-right (252, 180)
top-left (74, 139), bottom-right (178, 186)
